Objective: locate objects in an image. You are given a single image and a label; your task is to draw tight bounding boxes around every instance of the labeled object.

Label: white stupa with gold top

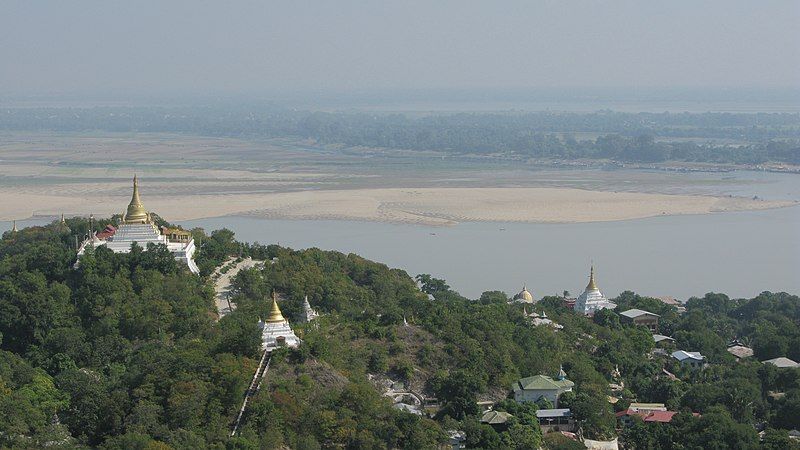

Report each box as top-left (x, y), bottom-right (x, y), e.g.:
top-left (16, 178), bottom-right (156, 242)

top-left (574, 265), bottom-right (616, 316)
top-left (75, 176), bottom-right (199, 274)
top-left (259, 292), bottom-right (301, 350)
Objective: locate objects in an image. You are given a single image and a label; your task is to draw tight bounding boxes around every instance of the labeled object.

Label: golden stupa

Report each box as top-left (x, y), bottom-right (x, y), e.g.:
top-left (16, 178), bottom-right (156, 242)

top-left (124, 175), bottom-right (150, 224)
top-left (266, 292), bottom-right (286, 323)
top-left (586, 265), bottom-right (599, 291)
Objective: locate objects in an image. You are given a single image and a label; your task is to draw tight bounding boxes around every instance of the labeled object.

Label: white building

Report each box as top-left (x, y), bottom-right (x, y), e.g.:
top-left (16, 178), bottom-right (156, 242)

top-left (259, 293), bottom-right (301, 350)
top-left (671, 350), bottom-right (706, 369)
top-left (574, 266), bottom-right (616, 316)
top-left (512, 368), bottom-right (574, 407)
top-left (75, 176), bottom-right (199, 274)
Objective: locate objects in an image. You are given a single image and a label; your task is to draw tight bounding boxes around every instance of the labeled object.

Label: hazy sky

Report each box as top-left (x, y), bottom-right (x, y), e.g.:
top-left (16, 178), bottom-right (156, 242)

top-left (1, 0), bottom-right (799, 96)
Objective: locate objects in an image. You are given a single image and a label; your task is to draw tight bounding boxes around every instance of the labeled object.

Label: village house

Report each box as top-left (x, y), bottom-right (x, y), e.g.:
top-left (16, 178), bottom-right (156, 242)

top-left (727, 344), bottom-right (754, 360)
top-left (620, 309), bottom-right (660, 332)
top-left (480, 410), bottom-right (513, 431)
top-left (672, 350), bottom-right (706, 370)
top-left (655, 296), bottom-right (686, 313)
top-left (616, 403), bottom-right (698, 427)
top-left (763, 357), bottom-right (800, 368)
top-left (652, 334), bottom-right (675, 347)
top-left (536, 408), bottom-right (576, 432)
top-left (512, 368), bottom-right (574, 407)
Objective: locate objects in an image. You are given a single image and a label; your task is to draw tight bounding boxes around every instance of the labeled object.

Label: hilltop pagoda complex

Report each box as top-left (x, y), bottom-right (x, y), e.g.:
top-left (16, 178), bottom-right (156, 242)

top-left (76, 176), bottom-right (199, 274)
top-left (259, 293), bottom-right (301, 350)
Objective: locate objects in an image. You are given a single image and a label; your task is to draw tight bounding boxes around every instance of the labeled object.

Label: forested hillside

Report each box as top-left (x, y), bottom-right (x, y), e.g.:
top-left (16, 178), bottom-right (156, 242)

top-left (2, 219), bottom-right (800, 449)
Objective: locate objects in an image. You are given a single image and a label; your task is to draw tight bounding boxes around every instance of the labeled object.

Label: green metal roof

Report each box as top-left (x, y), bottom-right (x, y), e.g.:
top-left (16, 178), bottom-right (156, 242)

top-left (480, 410), bottom-right (513, 425)
top-left (514, 375), bottom-right (574, 391)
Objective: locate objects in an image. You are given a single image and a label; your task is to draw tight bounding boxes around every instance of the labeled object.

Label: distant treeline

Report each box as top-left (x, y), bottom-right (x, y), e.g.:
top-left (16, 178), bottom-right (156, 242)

top-left (2, 106), bottom-right (800, 164)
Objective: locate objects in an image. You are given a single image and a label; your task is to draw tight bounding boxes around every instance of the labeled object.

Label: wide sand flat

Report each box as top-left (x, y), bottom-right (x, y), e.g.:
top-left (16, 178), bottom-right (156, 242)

top-left (0, 132), bottom-right (795, 226)
top-left (0, 185), bottom-right (792, 226)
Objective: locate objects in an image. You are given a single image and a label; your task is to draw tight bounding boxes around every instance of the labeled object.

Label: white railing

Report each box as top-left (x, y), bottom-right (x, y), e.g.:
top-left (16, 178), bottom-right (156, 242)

top-left (230, 350), bottom-right (271, 436)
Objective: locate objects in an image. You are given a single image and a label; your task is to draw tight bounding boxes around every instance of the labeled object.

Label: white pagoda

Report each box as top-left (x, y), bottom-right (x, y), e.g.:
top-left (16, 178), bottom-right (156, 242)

top-left (574, 265), bottom-right (616, 316)
top-left (259, 293), bottom-right (301, 350)
top-left (75, 176), bottom-right (199, 274)
top-left (302, 296), bottom-right (319, 322)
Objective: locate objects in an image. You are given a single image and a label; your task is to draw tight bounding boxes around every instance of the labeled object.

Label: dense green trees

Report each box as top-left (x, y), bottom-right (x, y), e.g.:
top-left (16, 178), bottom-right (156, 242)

top-left (2, 220), bottom-right (800, 448)
top-left (0, 221), bottom-right (251, 448)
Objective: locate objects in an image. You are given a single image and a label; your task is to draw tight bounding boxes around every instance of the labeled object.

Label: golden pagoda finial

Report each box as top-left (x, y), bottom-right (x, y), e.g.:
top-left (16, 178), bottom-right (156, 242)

top-left (60, 213), bottom-right (66, 225)
top-left (125, 175), bottom-right (149, 224)
top-left (586, 264), bottom-right (598, 291)
top-left (265, 291), bottom-right (286, 323)
top-left (11, 220), bottom-right (18, 232)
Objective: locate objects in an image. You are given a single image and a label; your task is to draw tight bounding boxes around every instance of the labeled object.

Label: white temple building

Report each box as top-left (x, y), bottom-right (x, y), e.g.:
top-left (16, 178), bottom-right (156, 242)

top-left (574, 266), bottom-right (616, 316)
top-left (259, 293), bottom-right (301, 350)
top-left (302, 296), bottom-right (319, 322)
top-left (511, 284), bottom-right (535, 303)
top-left (75, 176), bottom-right (199, 274)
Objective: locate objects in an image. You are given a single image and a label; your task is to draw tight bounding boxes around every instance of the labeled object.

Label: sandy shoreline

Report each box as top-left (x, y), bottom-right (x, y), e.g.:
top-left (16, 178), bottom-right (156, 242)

top-left (0, 186), bottom-right (794, 226)
top-left (0, 132), bottom-right (795, 226)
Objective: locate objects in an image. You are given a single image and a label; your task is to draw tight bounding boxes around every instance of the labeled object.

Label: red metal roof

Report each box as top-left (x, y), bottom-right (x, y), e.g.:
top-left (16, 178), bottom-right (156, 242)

top-left (95, 225), bottom-right (117, 240)
top-left (617, 409), bottom-right (699, 423)
top-left (643, 411), bottom-right (678, 423)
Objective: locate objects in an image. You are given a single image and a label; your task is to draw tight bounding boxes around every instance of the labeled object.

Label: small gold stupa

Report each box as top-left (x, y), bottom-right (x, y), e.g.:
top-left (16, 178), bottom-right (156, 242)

top-left (265, 292), bottom-right (286, 323)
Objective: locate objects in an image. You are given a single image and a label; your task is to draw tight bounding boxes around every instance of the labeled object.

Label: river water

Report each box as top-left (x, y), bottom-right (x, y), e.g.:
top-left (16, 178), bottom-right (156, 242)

top-left (3, 171), bottom-right (798, 301)
top-left (177, 171), bottom-right (800, 301)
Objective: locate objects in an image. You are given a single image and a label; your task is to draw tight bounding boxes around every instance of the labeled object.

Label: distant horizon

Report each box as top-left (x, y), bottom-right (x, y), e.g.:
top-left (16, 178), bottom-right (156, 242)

top-left (2, 86), bottom-right (799, 113)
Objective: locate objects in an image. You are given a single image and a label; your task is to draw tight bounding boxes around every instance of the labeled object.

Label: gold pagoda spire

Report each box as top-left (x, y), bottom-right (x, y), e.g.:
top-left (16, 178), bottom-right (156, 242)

top-left (60, 213), bottom-right (66, 225)
top-left (125, 175), bottom-right (149, 223)
top-left (265, 292), bottom-right (286, 323)
top-left (586, 265), bottom-right (598, 291)
top-left (11, 220), bottom-right (18, 232)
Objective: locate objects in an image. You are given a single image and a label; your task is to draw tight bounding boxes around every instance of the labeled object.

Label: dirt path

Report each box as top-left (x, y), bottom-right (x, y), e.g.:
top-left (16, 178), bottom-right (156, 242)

top-left (214, 257), bottom-right (262, 319)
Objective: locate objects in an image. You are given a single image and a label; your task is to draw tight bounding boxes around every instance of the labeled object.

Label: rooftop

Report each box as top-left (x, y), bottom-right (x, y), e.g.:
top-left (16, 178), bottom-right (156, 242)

top-left (655, 296), bottom-right (681, 306)
top-left (727, 345), bottom-right (754, 359)
top-left (514, 374), bottom-right (574, 391)
top-left (536, 408), bottom-right (572, 419)
top-left (481, 410), bottom-right (513, 425)
top-left (672, 350), bottom-right (705, 362)
top-left (620, 309), bottom-right (660, 319)
top-left (583, 438), bottom-right (619, 450)
top-left (763, 357), bottom-right (800, 368)
top-left (652, 334), bottom-right (674, 343)
top-left (617, 410), bottom-right (682, 423)
top-left (628, 403), bottom-right (667, 411)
